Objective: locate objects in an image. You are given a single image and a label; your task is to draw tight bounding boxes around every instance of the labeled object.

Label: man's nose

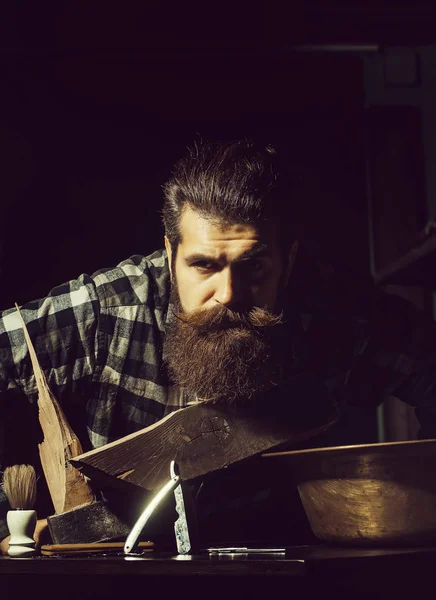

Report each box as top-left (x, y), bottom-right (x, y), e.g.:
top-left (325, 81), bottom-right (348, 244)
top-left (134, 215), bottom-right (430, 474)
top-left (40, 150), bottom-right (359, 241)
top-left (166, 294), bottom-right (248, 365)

top-left (214, 266), bottom-right (244, 308)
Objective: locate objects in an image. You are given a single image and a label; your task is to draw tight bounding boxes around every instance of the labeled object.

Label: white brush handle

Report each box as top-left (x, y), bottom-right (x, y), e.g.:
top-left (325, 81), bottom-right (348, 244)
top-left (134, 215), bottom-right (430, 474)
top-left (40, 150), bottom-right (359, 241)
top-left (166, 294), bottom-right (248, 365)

top-left (7, 510), bottom-right (37, 550)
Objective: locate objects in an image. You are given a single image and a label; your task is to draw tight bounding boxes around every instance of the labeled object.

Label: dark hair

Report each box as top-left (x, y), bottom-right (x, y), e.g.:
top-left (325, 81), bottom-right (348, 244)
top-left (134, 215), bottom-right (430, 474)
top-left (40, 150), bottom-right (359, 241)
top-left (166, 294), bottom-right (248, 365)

top-left (162, 139), bottom-right (299, 254)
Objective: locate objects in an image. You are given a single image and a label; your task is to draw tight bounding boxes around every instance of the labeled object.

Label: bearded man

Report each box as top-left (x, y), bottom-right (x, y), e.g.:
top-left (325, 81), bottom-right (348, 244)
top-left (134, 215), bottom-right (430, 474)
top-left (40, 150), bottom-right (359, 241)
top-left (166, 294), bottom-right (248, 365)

top-left (162, 141), bottom-right (299, 407)
top-left (1, 139), bottom-right (436, 551)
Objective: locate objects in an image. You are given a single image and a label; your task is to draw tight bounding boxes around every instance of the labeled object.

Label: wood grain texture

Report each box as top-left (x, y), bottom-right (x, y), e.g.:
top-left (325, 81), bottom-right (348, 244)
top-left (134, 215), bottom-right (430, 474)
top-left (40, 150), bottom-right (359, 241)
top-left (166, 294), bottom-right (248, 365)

top-left (16, 306), bottom-right (94, 513)
top-left (40, 542), bottom-right (153, 556)
top-left (47, 499), bottom-right (132, 544)
top-left (71, 394), bottom-right (339, 493)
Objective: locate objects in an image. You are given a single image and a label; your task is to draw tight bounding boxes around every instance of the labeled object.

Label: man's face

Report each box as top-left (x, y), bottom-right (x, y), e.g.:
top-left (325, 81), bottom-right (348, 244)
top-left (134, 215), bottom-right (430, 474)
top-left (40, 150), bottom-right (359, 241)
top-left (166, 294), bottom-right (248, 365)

top-left (165, 206), bottom-right (288, 314)
top-left (163, 207), bottom-right (298, 405)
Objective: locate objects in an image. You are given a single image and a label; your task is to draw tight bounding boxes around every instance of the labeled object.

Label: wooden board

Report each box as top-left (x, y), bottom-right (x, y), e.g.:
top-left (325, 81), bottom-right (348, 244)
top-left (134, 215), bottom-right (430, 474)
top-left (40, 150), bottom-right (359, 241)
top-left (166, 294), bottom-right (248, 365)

top-left (71, 389), bottom-right (339, 493)
top-left (41, 541), bottom-right (153, 556)
top-left (16, 306), bottom-right (94, 513)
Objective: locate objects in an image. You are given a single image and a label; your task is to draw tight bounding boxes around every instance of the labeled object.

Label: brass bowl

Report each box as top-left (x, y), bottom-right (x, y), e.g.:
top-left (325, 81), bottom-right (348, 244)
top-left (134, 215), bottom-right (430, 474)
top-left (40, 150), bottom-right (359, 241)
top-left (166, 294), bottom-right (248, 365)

top-left (264, 439), bottom-right (436, 546)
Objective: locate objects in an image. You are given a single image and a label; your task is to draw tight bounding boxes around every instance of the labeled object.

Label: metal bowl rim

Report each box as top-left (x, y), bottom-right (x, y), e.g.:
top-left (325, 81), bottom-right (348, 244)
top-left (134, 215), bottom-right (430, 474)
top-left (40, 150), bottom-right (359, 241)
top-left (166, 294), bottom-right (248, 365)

top-left (262, 437), bottom-right (436, 459)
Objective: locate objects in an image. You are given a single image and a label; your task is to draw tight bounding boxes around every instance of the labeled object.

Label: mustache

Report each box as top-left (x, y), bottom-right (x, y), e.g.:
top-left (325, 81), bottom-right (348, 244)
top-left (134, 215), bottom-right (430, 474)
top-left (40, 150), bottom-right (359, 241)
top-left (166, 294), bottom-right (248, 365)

top-left (171, 303), bottom-right (284, 334)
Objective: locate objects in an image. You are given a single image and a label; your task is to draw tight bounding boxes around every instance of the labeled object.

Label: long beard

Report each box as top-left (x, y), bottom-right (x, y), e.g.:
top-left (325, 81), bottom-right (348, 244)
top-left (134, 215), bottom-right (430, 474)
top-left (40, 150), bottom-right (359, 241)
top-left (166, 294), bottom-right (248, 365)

top-left (163, 287), bottom-right (287, 406)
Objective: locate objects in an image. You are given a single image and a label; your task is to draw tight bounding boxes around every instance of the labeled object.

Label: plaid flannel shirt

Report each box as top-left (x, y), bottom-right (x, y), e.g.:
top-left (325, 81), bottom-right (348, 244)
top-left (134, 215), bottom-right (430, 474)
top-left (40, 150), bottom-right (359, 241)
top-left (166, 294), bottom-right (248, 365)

top-left (1, 244), bottom-right (436, 541)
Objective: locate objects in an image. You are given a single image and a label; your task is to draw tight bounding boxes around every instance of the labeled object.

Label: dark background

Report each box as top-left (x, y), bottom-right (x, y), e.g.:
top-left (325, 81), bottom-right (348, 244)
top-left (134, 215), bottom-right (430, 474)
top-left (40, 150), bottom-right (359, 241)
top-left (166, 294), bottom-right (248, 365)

top-left (3, 0), bottom-right (429, 305)
top-left (0, 50), bottom-right (367, 309)
top-left (1, 1), bottom-right (435, 443)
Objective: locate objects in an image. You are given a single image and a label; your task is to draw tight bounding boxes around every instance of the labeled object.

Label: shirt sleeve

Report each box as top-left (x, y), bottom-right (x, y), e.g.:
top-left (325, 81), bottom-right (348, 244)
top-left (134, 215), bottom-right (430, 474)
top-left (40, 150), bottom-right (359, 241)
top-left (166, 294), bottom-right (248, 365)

top-left (290, 245), bottom-right (436, 439)
top-left (0, 273), bottom-right (100, 538)
top-left (387, 304), bottom-right (436, 439)
top-left (0, 273), bottom-right (100, 400)
top-left (345, 290), bottom-right (436, 439)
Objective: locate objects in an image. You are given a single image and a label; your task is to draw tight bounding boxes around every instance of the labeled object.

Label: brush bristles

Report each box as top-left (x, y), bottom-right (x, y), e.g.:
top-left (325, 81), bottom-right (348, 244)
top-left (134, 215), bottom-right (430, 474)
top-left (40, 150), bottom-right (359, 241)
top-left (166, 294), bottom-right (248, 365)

top-left (2, 465), bottom-right (37, 509)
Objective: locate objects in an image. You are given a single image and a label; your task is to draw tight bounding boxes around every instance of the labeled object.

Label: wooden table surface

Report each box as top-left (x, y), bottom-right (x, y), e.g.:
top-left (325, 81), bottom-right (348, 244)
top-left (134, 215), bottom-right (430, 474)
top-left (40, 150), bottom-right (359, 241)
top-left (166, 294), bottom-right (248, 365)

top-left (2, 545), bottom-right (436, 599)
top-left (0, 550), bottom-right (304, 576)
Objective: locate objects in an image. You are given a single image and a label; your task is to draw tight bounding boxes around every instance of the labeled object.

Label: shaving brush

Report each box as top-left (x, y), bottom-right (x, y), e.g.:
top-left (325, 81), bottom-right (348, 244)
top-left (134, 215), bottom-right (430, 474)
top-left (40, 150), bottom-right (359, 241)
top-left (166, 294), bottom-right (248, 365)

top-left (2, 465), bottom-right (37, 557)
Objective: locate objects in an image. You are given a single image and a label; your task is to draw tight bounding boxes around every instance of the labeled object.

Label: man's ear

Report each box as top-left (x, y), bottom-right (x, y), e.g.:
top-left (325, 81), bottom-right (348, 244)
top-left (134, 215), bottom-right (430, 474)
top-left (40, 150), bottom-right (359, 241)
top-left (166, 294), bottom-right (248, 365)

top-left (164, 236), bottom-right (173, 279)
top-left (283, 240), bottom-right (299, 288)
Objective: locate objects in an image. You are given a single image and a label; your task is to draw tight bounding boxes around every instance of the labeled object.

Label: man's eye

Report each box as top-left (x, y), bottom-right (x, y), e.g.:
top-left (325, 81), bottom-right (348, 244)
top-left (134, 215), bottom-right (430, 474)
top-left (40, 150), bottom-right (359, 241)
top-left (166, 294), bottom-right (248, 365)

top-left (192, 261), bottom-right (217, 272)
top-left (249, 260), bottom-right (265, 274)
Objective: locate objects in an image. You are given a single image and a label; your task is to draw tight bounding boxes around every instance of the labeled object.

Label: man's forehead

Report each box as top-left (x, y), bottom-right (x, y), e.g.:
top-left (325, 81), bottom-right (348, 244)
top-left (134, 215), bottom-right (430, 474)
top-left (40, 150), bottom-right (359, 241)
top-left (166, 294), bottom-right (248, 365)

top-left (178, 206), bottom-right (278, 253)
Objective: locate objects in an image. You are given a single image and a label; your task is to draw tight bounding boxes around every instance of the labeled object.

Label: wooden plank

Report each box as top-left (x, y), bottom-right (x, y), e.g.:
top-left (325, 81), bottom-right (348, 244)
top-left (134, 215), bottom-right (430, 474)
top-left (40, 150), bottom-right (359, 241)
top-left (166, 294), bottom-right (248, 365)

top-left (15, 306), bottom-right (95, 513)
top-left (40, 542), bottom-right (153, 556)
top-left (71, 390), bottom-right (339, 493)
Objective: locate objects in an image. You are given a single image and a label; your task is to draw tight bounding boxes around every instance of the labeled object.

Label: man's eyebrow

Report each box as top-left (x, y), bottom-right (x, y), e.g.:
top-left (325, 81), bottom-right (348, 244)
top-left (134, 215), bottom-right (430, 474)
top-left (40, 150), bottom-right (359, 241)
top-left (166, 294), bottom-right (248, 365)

top-left (184, 253), bottom-right (218, 264)
top-left (184, 244), bottom-right (270, 265)
top-left (234, 244), bottom-right (270, 262)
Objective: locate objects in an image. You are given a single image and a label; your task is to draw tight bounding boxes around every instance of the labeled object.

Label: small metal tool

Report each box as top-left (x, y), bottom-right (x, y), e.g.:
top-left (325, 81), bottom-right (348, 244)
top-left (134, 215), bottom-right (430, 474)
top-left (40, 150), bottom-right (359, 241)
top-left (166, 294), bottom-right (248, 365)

top-left (207, 547), bottom-right (286, 554)
top-left (124, 460), bottom-right (194, 555)
top-left (171, 461), bottom-right (195, 554)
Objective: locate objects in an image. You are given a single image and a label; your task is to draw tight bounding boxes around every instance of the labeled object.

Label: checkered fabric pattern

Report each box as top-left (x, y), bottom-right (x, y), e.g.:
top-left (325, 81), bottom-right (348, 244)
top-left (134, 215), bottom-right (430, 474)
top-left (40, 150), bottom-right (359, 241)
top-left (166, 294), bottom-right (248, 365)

top-left (0, 249), bottom-right (177, 540)
top-left (1, 244), bottom-right (436, 541)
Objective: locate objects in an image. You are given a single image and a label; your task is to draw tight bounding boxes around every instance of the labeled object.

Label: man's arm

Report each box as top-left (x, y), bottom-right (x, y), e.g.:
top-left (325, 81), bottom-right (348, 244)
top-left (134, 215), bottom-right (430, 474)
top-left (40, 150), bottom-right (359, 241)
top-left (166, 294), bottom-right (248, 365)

top-left (345, 290), bottom-right (436, 438)
top-left (0, 273), bottom-right (100, 399)
top-left (388, 313), bottom-right (436, 439)
top-left (289, 244), bottom-right (436, 439)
